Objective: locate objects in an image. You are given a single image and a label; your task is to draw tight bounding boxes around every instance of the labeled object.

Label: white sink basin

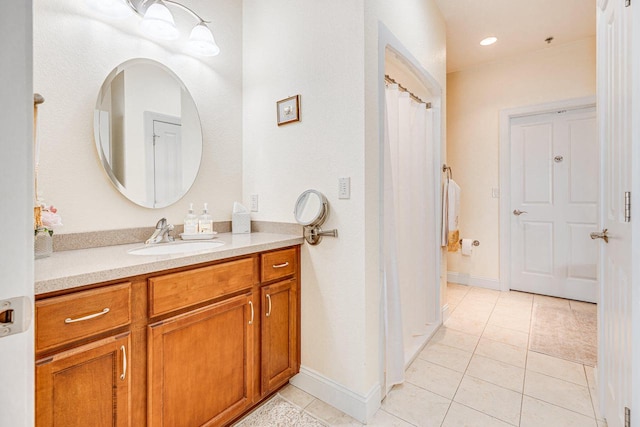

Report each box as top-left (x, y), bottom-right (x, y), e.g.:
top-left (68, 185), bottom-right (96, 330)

top-left (128, 240), bottom-right (225, 256)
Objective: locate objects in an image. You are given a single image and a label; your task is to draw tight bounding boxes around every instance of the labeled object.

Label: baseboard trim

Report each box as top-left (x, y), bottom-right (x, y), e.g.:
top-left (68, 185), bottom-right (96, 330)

top-left (289, 366), bottom-right (381, 423)
top-left (447, 272), bottom-right (500, 291)
top-left (442, 303), bottom-right (450, 322)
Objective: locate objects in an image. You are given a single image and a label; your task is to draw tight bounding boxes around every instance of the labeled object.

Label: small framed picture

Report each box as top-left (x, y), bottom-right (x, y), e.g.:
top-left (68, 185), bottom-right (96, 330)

top-left (276, 95), bottom-right (301, 126)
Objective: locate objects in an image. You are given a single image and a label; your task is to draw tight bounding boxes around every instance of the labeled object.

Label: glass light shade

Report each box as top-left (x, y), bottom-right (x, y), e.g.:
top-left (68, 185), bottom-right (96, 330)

top-left (86, 0), bottom-right (131, 19)
top-left (140, 2), bottom-right (179, 40)
top-left (186, 23), bottom-right (220, 56)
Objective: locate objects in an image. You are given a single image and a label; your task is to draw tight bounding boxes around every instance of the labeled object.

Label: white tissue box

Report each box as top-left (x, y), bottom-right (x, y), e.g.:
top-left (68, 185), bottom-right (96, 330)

top-left (232, 212), bottom-right (251, 234)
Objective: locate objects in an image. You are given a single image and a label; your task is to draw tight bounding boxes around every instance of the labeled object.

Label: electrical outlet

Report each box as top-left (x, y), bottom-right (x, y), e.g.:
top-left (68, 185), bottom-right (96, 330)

top-left (339, 177), bottom-right (351, 199)
top-left (250, 194), bottom-right (259, 212)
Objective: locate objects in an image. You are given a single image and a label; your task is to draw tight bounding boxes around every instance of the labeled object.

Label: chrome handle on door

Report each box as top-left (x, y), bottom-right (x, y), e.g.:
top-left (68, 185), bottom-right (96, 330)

top-left (590, 229), bottom-right (609, 243)
top-left (554, 155), bottom-right (564, 163)
top-left (120, 345), bottom-right (127, 381)
top-left (513, 209), bottom-right (528, 216)
top-left (64, 308), bottom-right (110, 324)
top-left (248, 301), bottom-right (254, 325)
top-left (265, 294), bottom-right (272, 317)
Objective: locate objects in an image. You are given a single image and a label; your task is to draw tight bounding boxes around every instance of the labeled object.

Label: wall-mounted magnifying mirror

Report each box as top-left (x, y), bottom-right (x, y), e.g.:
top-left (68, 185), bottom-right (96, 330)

top-left (94, 58), bottom-right (203, 208)
top-left (294, 189), bottom-right (338, 245)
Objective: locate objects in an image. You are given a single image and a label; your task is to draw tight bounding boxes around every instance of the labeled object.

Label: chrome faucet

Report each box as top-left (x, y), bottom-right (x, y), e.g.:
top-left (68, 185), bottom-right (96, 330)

top-left (146, 218), bottom-right (174, 244)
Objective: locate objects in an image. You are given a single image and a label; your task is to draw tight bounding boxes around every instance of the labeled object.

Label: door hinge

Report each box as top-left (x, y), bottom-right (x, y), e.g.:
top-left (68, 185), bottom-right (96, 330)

top-left (625, 407), bottom-right (631, 427)
top-left (626, 0), bottom-right (631, 7)
top-left (625, 191), bottom-right (631, 222)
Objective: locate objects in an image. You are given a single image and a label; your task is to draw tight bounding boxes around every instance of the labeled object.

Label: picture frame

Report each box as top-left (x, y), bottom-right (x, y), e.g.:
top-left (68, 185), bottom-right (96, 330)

top-left (276, 95), bottom-right (301, 126)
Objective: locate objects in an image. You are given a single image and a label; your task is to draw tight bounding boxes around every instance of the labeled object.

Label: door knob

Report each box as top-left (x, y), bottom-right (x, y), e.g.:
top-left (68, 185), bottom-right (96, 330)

top-left (513, 209), bottom-right (528, 216)
top-left (590, 229), bottom-right (609, 243)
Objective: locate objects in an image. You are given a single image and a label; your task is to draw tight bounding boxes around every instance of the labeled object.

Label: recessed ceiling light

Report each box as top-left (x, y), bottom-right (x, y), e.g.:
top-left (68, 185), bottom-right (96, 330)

top-left (480, 37), bottom-right (497, 46)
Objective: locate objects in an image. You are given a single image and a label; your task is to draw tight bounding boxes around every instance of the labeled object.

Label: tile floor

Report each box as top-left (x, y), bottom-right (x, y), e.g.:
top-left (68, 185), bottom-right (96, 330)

top-left (235, 284), bottom-right (606, 426)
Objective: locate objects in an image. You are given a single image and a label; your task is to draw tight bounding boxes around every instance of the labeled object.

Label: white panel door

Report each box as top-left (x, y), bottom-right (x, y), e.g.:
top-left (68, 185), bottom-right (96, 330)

top-left (152, 120), bottom-right (182, 207)
top-left (510, 107), bottom-right (598, 302)
top-left (0, 2), bottom-right (34, 425)
top-left (597, 0), bottom-right (633, 426)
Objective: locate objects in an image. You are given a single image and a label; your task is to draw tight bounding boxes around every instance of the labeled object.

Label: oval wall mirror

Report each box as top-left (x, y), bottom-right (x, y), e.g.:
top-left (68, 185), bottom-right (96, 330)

top-left (94, 58), bottom-right (203, 208)
top-left (294, 189), bottom-right (328, 226)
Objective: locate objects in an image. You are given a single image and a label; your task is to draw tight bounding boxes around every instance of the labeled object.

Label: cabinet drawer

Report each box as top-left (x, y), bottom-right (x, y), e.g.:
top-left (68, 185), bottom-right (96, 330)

top-left (149, 256), bottom-right (258, 317)
top-left (36, 283), bottom-right (131, 353)
top-left (261, 247), bottom-right (297, 282)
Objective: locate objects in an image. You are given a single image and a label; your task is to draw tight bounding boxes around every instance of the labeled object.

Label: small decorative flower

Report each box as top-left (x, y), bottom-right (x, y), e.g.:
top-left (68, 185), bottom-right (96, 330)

top-left (35, 203), bottom-right (62, 236)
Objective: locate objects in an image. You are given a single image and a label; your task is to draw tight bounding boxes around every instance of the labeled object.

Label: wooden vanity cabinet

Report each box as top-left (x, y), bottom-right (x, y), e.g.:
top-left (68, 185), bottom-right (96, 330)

top-left (147, 293), bottom-right (256, 427)
top-left (260, 279), bottom-right (297, 394)
top-left (259, 247), bottom-right (300, 396)
top-left (35, 245), bottom-right (300, 427)
top-left (35, 283), bottom-right (132, 427)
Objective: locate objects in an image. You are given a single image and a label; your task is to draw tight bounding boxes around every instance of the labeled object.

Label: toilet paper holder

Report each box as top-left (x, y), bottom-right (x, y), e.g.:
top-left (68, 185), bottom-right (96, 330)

top-left (460, 239), bottom-right (480, 247)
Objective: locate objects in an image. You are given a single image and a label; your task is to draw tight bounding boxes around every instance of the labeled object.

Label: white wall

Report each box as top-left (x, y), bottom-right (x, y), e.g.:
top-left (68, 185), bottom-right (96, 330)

top-left (33, 0), bottom-right (243, 232)
top-left (0, 2), bottom-right (35, 425)
top-left (447, 38), bottom-right (596, 282)
top-left (243, 0), bottom-right (369, 397)
top-left (244, 0), bottom-right (446, 419)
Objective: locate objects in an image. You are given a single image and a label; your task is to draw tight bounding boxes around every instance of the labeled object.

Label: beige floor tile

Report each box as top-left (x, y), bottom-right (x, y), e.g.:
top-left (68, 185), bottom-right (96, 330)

top-left (585, 365), bottom-right (597, 390)
top-left (442, 402), bottom-right (515, 427)
top-left (464, 291), bottom-right (500, 304)
top-left (445, 315), bottom-right (487, 336)
top-left (406, 358), bottom-right (463, 399)
top-left (520, 395), bottom-right (597, 427)
top-left (366, 409), bottom-right (414, 426)
top-left (491, 306), bottom-right (531, 322)
top-left (278, 384), bottom-right (316, 409)
top-left (449, 309), bottom-right (491, 325)
top-left (305, 399), bottom-right (362, 426)
top-left (418, 342), bottom-right (473, 372)
top-left (569, 300), bottom-right (597, 314)
top-left (597, 420), bottom-right (608, 427)
top-left (466, 355), bottom-right (525, 393)
top-left (430, 326), bottom-right (480, 352)
top-left (524, 371), bottom-right (594, 417)
top-left (453, 376), bottom-right (522, 426)
top-left (526, 351), bottom-right (588, 386)
top-left (533, 294), bottom-right (570, 309)
top-left (381, 382), bottom-right (451, 427)
top-left (493, 300), bottom-right (532, 314)
top-left (482, 324), bottom-right (529, 348)
top-left (488, 312), bottom-right (531, 333)
top-left (498, 291), bottom-right (534, 303)
top-left (475, 338), bottom-right (527, 368)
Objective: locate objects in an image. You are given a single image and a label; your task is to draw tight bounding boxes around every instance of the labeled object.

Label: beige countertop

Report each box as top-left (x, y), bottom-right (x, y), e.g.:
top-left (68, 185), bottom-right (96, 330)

top-left (35, 232), bottom-right (303, 295)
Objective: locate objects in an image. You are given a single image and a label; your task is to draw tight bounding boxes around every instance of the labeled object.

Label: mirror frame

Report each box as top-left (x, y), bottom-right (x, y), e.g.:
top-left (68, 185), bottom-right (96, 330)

top-left (93, 58), bottom-right (203, 209)
top-left (294, 189), bottom-right (328, 226)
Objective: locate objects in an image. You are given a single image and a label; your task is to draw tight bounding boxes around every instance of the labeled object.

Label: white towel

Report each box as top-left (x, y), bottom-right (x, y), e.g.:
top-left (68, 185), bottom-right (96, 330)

top-left (441, 178), bottom-right (461, 251)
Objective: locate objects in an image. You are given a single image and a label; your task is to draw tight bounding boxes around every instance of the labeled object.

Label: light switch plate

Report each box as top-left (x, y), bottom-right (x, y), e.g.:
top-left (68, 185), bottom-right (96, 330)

top-left (250, 194), bottom-right (259, 212)
top-left (491, 187), bottom-right (500, 198)
top-left (339, 177), bottom-right (351, 199)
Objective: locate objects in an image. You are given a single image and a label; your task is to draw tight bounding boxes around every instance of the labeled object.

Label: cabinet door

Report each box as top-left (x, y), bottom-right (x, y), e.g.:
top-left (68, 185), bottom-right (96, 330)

top-left (36, 333), bottom-right (131, 427)
top-left (148, 293), bottom-right (255, 427)
top-left (261, 279), bottom-right (297, 394)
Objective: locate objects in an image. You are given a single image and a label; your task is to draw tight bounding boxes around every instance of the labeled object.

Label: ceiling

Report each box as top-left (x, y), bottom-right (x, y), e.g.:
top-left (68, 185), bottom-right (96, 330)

top-left (435, 0), bottom-right (596, 73)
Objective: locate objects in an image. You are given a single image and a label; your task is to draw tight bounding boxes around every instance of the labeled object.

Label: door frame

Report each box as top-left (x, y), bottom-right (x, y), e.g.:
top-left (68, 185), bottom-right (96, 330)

top-left (498, 96), bottom-right (597, 292)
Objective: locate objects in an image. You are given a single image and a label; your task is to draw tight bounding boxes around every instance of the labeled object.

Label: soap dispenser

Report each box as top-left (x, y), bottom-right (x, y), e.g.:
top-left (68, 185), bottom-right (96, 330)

top-left (198, 203), bottom-right (213, 233)
top-left (184, 203), bottom-right (198, 235)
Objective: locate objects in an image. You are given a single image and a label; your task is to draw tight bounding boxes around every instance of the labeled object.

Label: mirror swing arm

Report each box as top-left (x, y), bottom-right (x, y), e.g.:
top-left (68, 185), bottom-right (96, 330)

top-left (294, 190), bottom-right (338, 246)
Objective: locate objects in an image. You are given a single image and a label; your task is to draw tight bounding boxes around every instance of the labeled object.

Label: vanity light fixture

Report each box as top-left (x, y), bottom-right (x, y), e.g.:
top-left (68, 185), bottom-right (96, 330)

top-left (87, 0), bottom-right (220, 56)
top-left (480, 36), bottom-right (498, 46)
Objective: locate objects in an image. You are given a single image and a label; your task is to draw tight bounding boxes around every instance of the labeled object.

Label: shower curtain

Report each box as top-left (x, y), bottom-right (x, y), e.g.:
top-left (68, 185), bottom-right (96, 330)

top-left (383, 83), bottom-right (432, 390)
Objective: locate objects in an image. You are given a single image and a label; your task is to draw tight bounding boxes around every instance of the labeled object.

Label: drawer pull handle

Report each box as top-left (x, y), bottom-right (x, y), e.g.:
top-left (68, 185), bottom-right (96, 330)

top-left (64, 308), bottom-right (110, 324)
top-left (272, 262), bottom-right (289, 269)
top-left (120, 345), bottom-right (127, 381)
top-left (266, 294), bottom-right (272, 317)
top-left (248, 301), bottom-right (254, 325)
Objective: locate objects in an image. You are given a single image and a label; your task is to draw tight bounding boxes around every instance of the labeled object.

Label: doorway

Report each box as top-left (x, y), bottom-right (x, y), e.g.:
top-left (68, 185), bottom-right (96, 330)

top-left (498, 97), bottom-right (597, 301)
top-left (508, 106), bottom-right (598, 302)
